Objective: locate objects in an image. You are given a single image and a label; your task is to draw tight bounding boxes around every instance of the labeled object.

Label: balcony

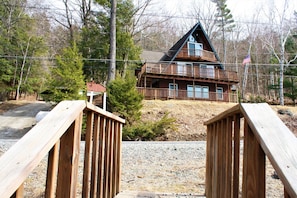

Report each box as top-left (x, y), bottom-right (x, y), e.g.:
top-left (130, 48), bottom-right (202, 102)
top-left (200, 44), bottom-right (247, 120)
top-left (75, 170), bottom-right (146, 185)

top-left (137, 87), bottom-right (238, 103)
top-left (170, 49), bottom-right (217, 62)
top-left (139, 63), bottom-right (239, 83)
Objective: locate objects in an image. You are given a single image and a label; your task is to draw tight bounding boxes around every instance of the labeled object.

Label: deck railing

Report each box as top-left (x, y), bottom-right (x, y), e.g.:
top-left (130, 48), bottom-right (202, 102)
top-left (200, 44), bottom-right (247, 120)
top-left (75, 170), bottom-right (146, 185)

top-left (137, 87), bottom-right (238, 103)
top-left (0, 100), bottom-right (125, 198)
top-left (139, 63), bottom-right (238, 83)
top-left (174, 49), bottom-right (217, 62)
top-left (204, 103), bottom-right (297, 198)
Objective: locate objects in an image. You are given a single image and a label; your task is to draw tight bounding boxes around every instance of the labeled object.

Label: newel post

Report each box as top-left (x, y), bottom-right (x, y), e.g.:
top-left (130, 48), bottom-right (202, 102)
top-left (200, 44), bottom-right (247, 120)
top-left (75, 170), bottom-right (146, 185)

top-left (56, 113), bottom-right (83, 197)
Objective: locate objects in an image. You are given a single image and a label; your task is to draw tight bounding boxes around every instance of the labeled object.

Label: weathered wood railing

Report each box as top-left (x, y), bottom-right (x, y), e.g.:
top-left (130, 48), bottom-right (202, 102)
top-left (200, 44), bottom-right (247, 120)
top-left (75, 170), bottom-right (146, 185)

top-left (0, 100), bottom-right (125, 198)
top-left (141, 63), bottom-right (239, 82)
top-left (136, 87), bottom-right (238, 103)
top-left (204, 103), bottom-right (297, 198)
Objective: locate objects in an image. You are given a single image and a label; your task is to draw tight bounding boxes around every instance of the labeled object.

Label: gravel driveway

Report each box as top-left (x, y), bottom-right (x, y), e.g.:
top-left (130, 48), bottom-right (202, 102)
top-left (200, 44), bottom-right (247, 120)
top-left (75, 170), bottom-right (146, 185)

top-left (0, 102), bottom-right (52, 139)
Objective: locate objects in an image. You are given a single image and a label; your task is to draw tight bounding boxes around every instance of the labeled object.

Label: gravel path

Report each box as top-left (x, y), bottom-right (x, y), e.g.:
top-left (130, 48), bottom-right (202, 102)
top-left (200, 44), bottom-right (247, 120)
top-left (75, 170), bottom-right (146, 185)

top-left (121, 141), bottom-right (206, 195)
top-left (0, 140), bottom-right (284, 197)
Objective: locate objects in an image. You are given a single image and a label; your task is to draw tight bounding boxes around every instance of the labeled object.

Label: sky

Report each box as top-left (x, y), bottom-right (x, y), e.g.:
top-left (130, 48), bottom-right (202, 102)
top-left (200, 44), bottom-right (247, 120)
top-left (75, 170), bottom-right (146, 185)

top-left (45, 0), bottom-right (297, 29)
top-left (160, 0), bottom-right (297, 22)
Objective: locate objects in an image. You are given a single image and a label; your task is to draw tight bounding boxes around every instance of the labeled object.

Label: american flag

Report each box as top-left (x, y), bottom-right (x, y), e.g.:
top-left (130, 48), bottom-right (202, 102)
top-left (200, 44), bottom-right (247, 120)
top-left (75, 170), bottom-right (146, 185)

top-left (242, 55), bottom-right (251, 65)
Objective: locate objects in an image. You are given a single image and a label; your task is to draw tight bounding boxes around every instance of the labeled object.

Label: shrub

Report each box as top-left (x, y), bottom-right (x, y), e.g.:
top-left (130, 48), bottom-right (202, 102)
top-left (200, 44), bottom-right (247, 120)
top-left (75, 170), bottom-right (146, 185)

top-left (123, 112), bottom-right (177, 141)
top-left (107, 76), bottom-right (143, 126)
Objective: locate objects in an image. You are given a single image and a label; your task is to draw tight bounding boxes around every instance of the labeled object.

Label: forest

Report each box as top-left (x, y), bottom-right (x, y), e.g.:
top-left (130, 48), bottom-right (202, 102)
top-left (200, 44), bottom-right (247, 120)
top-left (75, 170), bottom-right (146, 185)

top-left (0, 0), bottom-right (296, 105)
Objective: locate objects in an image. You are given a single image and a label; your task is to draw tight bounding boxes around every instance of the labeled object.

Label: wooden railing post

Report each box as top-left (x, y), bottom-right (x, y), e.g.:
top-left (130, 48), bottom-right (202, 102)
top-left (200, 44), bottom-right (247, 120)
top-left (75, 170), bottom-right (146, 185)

top-left (232, 114), bottom-right (241, 198)
top-left (82, 111), bottom-right (94, 198)
top-left (98, 116), bottom-right (106, 198)
top-left (56, 113), bottom-right (83, 198)
top-left (45, 140), bottom-right (60, 198)
top-left (90, 114), bottom-right (100, 198)
top-left (242, 120), bottom-right (265, 198)
top-left (12, 183), bottom-right (24, 198)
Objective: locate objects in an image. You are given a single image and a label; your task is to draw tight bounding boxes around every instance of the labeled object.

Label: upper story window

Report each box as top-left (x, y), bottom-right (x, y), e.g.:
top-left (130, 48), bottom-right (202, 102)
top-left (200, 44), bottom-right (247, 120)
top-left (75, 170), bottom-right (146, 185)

top-left (188, 36), bottom-right (203, 57)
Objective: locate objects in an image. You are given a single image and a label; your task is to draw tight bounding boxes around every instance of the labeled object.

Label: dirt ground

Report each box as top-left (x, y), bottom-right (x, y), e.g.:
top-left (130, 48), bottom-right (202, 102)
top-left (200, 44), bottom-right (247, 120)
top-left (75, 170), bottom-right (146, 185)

top-left (140, 100), bottom-right (297, 140)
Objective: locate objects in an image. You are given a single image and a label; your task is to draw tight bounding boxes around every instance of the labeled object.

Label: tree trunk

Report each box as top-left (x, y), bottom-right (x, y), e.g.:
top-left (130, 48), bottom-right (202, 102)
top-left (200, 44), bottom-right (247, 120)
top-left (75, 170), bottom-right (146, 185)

top-left (279, 33), bottom-right (285, 105)
top-left (108, 0), bottom-right (117, 83)
top-left (16, 38), bottom-right (31, 100)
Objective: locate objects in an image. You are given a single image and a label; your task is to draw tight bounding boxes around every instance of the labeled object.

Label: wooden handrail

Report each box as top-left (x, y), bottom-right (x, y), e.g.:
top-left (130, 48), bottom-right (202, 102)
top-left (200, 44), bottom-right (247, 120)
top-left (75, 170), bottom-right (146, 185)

top-left (204, 103), bottom-right (297, 198)
top-left (0, 100), bottom-right (125, 198)
top-left (136, 87), bottom-right (239, 103)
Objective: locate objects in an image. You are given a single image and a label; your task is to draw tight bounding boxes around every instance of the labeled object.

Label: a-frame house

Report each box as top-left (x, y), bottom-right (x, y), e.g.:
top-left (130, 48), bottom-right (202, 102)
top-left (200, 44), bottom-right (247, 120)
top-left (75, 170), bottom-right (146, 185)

top-left (136, 21), bottom-right (239, 102)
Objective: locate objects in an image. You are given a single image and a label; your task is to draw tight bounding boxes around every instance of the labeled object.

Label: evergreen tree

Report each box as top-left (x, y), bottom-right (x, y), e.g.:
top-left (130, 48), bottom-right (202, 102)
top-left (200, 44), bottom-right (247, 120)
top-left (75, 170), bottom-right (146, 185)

top-left (283, 35), bottom-right (297, 104)
top-left (45, 44), bottom-right (86, 102)
top-left (0, 0), bottom-right (47, 100)
top-left (79, 0), bottom-right (141, 83)
top-left (107, 76), bottom-right (143, 126)
top-left (211, 0), bottom-right (235, 64)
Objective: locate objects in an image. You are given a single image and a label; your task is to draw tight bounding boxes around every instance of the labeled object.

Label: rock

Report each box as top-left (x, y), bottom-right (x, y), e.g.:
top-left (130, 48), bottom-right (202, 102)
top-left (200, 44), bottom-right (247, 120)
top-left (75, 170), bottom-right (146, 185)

top-left (277, 109), bottom-right (293, 116)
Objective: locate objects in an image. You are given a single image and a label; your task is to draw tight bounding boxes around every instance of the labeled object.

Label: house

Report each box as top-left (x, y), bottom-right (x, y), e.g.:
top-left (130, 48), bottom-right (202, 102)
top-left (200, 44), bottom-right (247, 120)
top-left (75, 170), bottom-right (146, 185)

top-left (136, 22), bottom-right (239, 102)
top-left (86, 81), bottom-right (106, 108)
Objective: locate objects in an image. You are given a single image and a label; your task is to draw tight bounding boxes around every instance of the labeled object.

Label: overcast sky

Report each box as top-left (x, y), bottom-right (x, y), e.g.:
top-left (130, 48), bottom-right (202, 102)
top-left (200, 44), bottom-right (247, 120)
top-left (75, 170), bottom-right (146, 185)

top-left (160, 0), bottom-right (297, 22)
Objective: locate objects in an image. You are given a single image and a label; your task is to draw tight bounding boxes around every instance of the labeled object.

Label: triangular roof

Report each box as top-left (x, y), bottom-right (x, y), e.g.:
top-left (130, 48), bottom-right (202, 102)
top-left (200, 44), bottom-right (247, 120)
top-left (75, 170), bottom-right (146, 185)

top-left (160, 21), bottom-right (223, 68)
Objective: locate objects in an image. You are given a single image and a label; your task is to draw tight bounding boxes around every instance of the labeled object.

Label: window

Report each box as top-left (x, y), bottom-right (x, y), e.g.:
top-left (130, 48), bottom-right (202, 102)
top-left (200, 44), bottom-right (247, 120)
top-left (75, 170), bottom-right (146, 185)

top-left (202, 86), bottom-right (209, 98)
top-left (187, 85), bottom-right (194, 98)
top-left (216, 87), bottom-right (223, 100)
top-left (200, 64), bottom-right (214, 78)
top-left (187, 85), bottom-right (209, 99)
top-left (169, 83), bottom-right (178, 98)
top-left (177, 62), bottom-right (193, 76)
top-left (188, 42), bottom-right (203, 56)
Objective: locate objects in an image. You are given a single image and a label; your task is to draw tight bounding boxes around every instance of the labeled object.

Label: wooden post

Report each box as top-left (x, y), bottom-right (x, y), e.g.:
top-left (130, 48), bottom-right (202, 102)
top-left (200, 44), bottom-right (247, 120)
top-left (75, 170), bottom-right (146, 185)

top-left (205, 124), bottom-right (214, 197)
top-left (45, 141), bottom-right (60, 198)
top-left (232, 114), bottom-right (241, 198)
top-left (104, 119), bottom-right (112, 198)
top-left (56, 113), bottom-right (82, 198)
top-left (242, 120), bottom-right (265, 198)
top-left (115, 123), bottom-right (122, 194)
top-left (97, 117), bottom-right (106, 198)
top-left (82, 111), bottom-right (94, 198)
top-left (90, 114), bottom-right (100, 197)
top-left (12, 183), bottom-right (24, 198)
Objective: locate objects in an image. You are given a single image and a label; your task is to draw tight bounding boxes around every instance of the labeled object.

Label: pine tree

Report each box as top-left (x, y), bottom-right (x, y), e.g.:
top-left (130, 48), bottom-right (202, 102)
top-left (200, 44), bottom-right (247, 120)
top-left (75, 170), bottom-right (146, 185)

top-left (45, 44), bottom-right (86, 102)
top-left (211, 0), bottom-right (235, 64)
top-left (107, 76), bottom-right (143, 126)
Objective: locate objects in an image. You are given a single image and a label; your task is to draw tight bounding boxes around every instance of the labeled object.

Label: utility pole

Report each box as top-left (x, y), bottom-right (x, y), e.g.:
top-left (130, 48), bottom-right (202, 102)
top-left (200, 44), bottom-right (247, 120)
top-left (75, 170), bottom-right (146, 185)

top-left (108, 0), bottom-right (116, 83)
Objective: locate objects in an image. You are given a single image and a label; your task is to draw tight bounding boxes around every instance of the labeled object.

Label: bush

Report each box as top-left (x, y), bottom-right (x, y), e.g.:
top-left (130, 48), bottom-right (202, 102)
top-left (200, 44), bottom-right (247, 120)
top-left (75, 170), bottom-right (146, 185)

top-left (107, 76), bottom-right (143, 126)
top-left (123, 112), bottom-right (177, 141)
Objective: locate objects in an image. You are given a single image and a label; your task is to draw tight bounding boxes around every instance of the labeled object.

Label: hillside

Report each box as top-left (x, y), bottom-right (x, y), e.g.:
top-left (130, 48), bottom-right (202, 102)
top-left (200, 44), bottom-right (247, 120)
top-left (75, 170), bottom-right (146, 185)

top-left (140, 100), bottom-right (297, 141)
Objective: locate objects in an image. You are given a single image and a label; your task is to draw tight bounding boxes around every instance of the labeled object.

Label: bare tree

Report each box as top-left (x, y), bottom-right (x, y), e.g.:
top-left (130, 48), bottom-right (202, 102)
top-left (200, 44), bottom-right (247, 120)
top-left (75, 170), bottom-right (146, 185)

top-left (263, 0), bottom-right (297, 105)
top-left (188, 0), bottom-right (218, 40)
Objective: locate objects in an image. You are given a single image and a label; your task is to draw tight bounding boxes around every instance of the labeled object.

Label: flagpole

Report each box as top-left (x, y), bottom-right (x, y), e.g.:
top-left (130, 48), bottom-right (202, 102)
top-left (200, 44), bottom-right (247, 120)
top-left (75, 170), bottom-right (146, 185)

top-left (241, 63), bottom-right (249, 100)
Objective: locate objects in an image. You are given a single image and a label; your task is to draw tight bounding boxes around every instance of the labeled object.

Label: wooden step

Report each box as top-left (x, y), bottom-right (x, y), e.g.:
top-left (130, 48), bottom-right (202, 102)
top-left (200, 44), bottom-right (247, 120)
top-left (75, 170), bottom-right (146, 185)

top-left (115, 191), bottom-right (206, 198)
